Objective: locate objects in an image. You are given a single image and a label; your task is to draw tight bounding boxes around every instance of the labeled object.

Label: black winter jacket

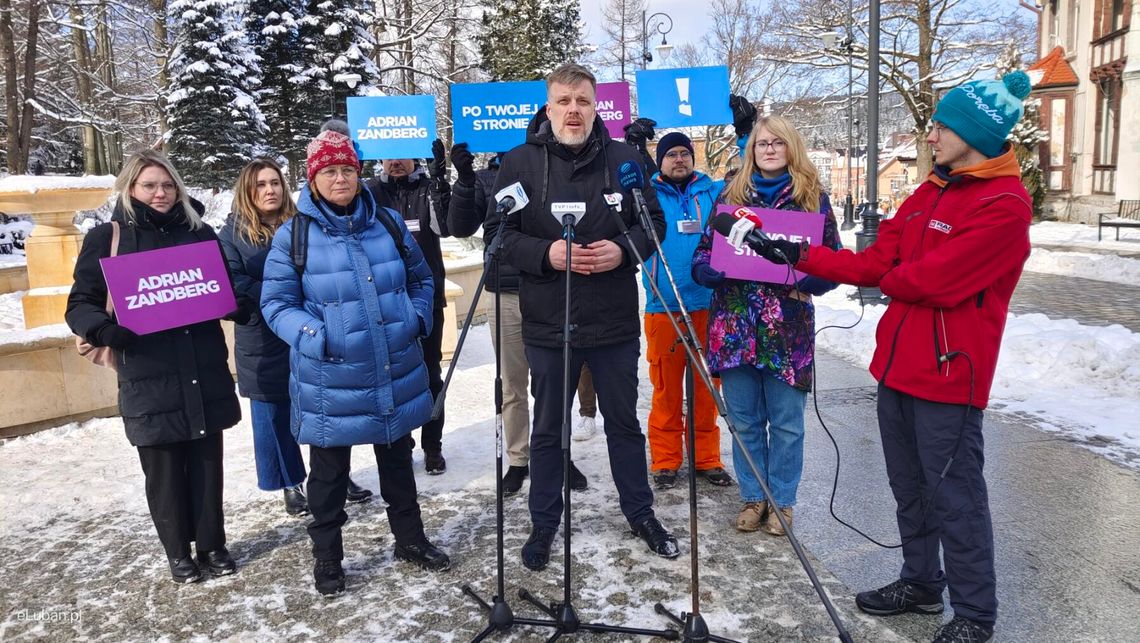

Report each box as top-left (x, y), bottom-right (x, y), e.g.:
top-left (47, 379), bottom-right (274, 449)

top-left (218, 215), bottom-right (290, 402)
top-left (485, 108), bottom-right (666, 348)
top-left (366, 166), bottom-right (451, 308)
top-left (65, 200), bottom-right (241, 447)
top-left (447, 163), bottom-right (524, 293)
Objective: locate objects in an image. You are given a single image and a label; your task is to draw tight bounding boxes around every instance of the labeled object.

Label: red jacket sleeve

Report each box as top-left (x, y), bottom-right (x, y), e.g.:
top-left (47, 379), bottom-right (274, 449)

top-left (796, 211), bottom-right (905, 287)
top-left (878, 197), bottom-right (1030, 308)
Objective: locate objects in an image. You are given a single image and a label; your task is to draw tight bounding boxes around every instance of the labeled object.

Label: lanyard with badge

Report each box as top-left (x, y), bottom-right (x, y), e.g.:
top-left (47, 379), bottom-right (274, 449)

top-left (676, 191), bottom-right (702, 234)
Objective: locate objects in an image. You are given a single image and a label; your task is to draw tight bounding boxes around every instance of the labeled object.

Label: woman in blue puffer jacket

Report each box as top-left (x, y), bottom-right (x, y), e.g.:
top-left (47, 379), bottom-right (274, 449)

top-left (261, 130), bottom-right (451, 597)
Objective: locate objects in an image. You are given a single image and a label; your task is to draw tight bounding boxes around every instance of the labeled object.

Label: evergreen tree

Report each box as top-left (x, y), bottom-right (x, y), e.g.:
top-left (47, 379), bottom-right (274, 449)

top-left (167, 0), bottom-right (266, 189)
top-left (297, 0), bottom-right (378, 115)
top-left (245, 0), bottom-right (312, 185)
top-left (478, 0), bottom-right (587, 81)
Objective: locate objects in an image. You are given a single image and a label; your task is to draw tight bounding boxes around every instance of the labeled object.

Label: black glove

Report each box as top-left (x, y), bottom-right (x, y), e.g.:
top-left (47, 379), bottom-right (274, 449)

top-left (226, 297), bottom-right (256, 325)
top-left (759, 239), bottom-right (807, 266)
top-left (623, 117), bottom-right (657, 151)
top-left (428, 138), bottom-right (447, 181)
top-left (692, 263), bottom-right (727, 288)
top-left (98, 323), bottom-right (139, 350)
top-left (449, 142), bottom-right (476, 185)
top-left (729, 94), bottom-right (757, 139)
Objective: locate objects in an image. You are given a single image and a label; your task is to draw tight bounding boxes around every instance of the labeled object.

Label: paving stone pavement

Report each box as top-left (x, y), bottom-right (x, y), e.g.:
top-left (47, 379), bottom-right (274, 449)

top-left (1010, 271), bottom-right (1140, 332)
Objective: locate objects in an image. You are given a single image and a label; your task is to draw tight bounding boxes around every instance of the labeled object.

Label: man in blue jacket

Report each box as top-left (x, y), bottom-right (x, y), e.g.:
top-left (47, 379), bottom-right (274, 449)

top-left (640, 132), bottom-right (734, 490)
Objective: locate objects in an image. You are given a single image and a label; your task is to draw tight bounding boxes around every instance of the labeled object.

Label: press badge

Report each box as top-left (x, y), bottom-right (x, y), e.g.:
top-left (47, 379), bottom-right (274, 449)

top-left (406, 219), bottom-right (421, 232)
top-left (677, 219), bottom-right (700, 234)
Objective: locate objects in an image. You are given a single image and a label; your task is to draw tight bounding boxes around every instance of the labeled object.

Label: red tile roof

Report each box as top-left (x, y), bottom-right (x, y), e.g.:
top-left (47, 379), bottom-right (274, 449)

top-left (1027, 46), bottom-right (1079, 89)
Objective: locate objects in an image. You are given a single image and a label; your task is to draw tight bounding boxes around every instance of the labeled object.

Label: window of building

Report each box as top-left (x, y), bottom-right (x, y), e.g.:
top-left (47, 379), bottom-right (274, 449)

top-left (1066, 1), bottom-right (1080, 50)
top-left (1096, 79), bottom-right (1119, 166)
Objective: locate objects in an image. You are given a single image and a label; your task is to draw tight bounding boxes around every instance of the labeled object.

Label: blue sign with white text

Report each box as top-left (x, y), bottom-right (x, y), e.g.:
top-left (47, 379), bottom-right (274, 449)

top-left (451, 81), bottom-right (547, 153)
top-left (634, 66), bottom-right (732, 129)
top-left (347, 95), bottom-right (436, 160)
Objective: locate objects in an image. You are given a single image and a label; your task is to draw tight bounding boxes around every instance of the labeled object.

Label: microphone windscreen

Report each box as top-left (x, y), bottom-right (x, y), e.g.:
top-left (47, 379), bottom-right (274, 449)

top-left (710, 212), bottom-right (742, 237)
top-left (617, 160), bottom-right (645, 191)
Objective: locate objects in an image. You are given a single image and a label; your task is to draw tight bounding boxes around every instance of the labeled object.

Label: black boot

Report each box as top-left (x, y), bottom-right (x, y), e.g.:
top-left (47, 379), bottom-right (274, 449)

top-left (425, 450), bottom-right (447, 475)
top-left (196, 547), bottom-right (237, 576)
top-left (168, 556), bottom-right (202, 584)
top-left (502, 465), bottom-right (529, 495)
top-left (855, 579), bottom-right (944, 616)
top-left (346, 479), bottom-right (373, 503)
top-left (568, 461), bottom-right (587, 491)
top-left (632, 516), bottom-right (680, 559)
top-left (521, 526), bottom-right (557, 571)
top-left (284, 484), bottom-right (309, 516)
top-left (394, 540), bottom-right (451, 571)
top-left (313, 559), bottom-right (345, 596)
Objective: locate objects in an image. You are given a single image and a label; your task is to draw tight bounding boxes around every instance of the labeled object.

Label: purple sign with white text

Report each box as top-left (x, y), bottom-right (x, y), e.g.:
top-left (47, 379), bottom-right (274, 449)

top-left (710, 205), bottom-right (825, 286)
top-left (596, 81), bottom-right (632, 140)
top-left (100, 240), bottom-right (236, 335)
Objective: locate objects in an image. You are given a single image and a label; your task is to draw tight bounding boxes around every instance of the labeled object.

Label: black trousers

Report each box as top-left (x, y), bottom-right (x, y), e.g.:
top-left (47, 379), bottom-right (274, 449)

top-left (525, 339), bottom-right (655, 530)
top-left (877, 384), bottom-right (997, 625)
top-left (418, 305), bottom-right (446, 453)
top-left (136, 431), bottom-right (226, 560)
top-left (307, 435), bottom-right (427, 561)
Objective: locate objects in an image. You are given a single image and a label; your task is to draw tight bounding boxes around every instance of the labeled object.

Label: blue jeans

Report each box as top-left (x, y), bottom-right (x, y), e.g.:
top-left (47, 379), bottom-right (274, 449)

top-left (250, 399), bottom-right (307, 491)
top-left (720, 365), bottom-right (807, 507)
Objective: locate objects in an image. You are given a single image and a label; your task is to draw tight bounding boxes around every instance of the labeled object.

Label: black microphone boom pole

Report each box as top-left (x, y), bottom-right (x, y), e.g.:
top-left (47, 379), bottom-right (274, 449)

top-left (616, 178), bottom-right (854, 643)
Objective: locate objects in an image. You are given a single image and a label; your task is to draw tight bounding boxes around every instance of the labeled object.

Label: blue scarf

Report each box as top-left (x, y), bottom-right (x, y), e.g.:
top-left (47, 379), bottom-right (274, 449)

top-left (752, 171), bottom-right (792, 207)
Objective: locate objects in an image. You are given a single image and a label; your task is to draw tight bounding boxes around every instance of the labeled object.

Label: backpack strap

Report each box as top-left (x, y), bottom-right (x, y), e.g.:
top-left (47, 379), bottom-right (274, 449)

top-left (376, 207), bottom-right (409, 261)
top-left (105, 221), bottom-right (120, 316)
top-left (290, 215), bottom-right (311, 276)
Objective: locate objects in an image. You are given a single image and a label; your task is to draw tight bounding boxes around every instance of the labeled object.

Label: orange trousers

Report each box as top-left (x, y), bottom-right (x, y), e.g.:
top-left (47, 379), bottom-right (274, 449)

top-left (645, 310), bottom-right (723, 472)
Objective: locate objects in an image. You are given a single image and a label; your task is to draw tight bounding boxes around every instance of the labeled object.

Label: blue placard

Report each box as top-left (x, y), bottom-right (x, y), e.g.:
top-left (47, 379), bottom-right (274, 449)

top-left (634, 66), bottom-right (733, 129)
top-left (451, 81), bottom-right (546, 153)
top-left (347, 95), bottom-right (436, 160)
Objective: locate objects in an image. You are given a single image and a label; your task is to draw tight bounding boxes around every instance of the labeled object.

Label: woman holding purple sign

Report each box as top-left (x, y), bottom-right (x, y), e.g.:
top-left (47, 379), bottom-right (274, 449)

top-left (690, 115), bottom-right (841, 537)
top-left (219, 159), bottom-right (311, 517)
top-left (66, 150), bottom-right (247, 584)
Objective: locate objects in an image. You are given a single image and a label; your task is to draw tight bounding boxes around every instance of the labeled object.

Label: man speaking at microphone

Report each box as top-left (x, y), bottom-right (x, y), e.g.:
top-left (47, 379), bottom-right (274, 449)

top-left (484, 63), bottom-right (678, 571)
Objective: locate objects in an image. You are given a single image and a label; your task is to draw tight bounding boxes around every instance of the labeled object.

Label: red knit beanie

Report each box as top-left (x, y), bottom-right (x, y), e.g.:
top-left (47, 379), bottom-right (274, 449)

top-left (305, 130), bottom-right (361, 184)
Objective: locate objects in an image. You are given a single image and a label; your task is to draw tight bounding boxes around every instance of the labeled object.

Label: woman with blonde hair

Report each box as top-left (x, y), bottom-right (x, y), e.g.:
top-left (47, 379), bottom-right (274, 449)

top-left (66, 149), bottom-right (248, 583)
top-left (219, 159), bottom-right (312, 516)
top-left (690, 115), bottom-right (842, 536)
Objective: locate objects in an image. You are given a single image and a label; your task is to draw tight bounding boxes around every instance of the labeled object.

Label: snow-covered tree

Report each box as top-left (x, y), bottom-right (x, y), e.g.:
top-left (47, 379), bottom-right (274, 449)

top-left (245, 0), bottom-right (312, 185)
top-left (297, 0), bottom-right (379, 119)
top-left (167, 0), bottom-right (266, 189)
top-left (478, 0), bottom-right (587, 81)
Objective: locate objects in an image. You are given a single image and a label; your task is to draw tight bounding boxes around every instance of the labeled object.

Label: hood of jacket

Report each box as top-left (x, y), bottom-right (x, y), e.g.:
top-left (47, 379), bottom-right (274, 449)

top-left (524, 105), bottom-right (613, 159)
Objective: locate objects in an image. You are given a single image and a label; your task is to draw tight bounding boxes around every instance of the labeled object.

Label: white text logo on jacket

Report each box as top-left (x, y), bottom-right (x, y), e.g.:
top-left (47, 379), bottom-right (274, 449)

top-left (929, 219), bottom-right (953, 234)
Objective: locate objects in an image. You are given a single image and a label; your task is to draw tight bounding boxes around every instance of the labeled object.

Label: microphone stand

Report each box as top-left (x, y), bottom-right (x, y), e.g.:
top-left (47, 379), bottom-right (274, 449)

top-left (516, 212), bottom-right (680, 642)
top-left (621, 192), bottom-right (853, 643)
top-left (458, 208), bottom-right (552, 641)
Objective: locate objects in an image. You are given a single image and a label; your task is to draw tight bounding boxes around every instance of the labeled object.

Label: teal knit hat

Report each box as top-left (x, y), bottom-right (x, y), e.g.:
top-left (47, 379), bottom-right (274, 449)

top-left (931, 70), bottom-right (1033, 158)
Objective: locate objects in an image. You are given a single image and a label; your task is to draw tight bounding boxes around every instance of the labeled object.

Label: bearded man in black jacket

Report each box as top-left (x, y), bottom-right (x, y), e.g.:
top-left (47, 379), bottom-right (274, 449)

top-left (485, 63), bottom-right (679, 571)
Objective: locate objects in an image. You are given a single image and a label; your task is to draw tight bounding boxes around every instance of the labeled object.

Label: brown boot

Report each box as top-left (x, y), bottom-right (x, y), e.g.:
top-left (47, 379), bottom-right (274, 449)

top-left (762, 506), bottom-right (793, 536)
top-left (735, 501), bottom-right (767, 532)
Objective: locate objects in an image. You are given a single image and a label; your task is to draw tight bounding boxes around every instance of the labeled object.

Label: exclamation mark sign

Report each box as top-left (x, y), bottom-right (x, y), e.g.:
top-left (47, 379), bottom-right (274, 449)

top-left (676, 77), bottom-right (692, 117)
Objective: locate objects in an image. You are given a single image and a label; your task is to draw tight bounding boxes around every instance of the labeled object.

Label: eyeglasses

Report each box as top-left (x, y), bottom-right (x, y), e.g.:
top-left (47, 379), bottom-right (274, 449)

top-left (754, 139), bottom-right (787, 151)
top-left (135, 182), bottom-right (176, 194)
top-left (317, 166), bottom-right (359, 180)
top-left (663, 150), bottom-right (693, 161)
top-left (930, 123), bottom-right (948, 136)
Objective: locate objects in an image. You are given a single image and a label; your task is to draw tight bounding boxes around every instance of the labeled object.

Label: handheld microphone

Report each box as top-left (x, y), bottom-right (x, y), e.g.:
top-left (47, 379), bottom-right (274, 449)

top-left (710, 211), bottom-right (775, 254)
top-left (494, 181), bottom-right (529, 215)
top-left (616, 160), bottom-right (652, 228)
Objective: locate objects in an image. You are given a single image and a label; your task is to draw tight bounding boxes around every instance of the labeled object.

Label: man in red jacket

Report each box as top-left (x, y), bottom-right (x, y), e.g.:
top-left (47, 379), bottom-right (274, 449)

top-left (760, 71), bottom-right (1033, 643)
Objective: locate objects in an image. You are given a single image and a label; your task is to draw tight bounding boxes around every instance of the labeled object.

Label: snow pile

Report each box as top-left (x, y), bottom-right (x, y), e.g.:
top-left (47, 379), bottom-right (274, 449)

top-left (814, 287), bottom-right (1140, 466)
top-left (0, 174), bottom-right (116, 194)
top-left (0, 291), bottom-right (26, 333)
top-left (1030, 220), bottom-right (1140, 247)
top-left (0, 215), bottom-right (32, 265)
top-left (1023, 247), bottom-right (1140, 285)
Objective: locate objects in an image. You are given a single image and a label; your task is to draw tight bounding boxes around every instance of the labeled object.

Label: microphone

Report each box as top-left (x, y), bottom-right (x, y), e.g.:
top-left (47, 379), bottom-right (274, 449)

top-left (616, 160), bottom-right (652, 228)
top-left (551, 202), bottom-right (587, 227)
top-left (493, 181), bottom-right (529, 215)
top-left (710, 211), bottom-right (775, 254)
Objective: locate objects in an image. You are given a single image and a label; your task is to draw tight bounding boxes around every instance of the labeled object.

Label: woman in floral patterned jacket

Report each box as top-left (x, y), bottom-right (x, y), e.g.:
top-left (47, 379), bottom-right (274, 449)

top-left (690, 115), bottom-right (841, 536)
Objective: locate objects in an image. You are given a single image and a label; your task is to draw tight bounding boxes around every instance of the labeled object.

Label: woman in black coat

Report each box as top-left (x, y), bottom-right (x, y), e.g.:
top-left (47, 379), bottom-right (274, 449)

top-left (65, 150), bottom-right (244, 584)
top-left (218, 159), bottom-right (310, 515)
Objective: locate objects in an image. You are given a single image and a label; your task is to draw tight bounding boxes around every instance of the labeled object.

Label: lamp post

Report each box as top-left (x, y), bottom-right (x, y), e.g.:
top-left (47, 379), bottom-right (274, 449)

top-left (329, 72), bottom-right (362, 119)
top-left (821, 0), bottom-right (857, 231)
top-left (642, 11), bottom-right (674, 69)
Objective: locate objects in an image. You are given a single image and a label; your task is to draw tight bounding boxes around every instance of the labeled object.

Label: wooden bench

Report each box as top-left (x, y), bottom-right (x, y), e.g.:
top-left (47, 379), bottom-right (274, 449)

top-left (1099, 200), bottom-right (1140, 241)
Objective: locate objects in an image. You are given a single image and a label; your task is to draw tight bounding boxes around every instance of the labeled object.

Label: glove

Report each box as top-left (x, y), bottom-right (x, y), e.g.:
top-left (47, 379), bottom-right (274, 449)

top-left (692, 263), bottom-right (727, 288)
top-left (449, 142), bottom-right (476, 185)
top-left (729, 94), bottom-right (757, 139)
top-left (428, 138), bottom-right (447, 181)
top-left (759, 239), bottom-right (807, 266)
top-left (623, 117), bottom-right (657, 151)
top-left (98, 323), bottom-right (139, 350)
top-left (226, 297), bottom-right (256, 325)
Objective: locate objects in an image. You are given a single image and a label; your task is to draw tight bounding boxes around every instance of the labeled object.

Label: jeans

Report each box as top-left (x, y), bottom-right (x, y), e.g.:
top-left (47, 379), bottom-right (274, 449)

top-left (249, 399), bottom-right (307, 491)
top-left (720, 365), bottom-right (806, 507)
